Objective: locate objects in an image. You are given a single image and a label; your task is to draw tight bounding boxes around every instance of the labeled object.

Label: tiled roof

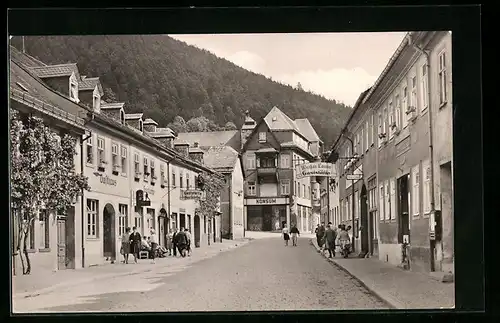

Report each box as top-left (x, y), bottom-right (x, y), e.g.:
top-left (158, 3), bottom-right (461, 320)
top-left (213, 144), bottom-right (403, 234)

top-left (101, 102), bottom-right (125, 110)
top-left (124, 113), bottom-right (143, 120)
top-left (189, 146), bottom-right (204, 154)
top-left (264, 106), bottom-right (302, 133)
top-left (148, 128), bottom-right (175, 138)
top-left (294, 118), bottom-right (321, 142)
top-left (79, 77), bottom-right (103, 95)
top-left (143, 118), bottom-right (158, 125)
top-left (174, 140), bottom-right (189, 146)
top-left (175, 130), bottom-right (240, 151)
top-left (30, 63), bottom-right (79, 79)
top-left (203, 146), bottom-right (239, 171)
top-left (10, 46), bottom-right (46, 68)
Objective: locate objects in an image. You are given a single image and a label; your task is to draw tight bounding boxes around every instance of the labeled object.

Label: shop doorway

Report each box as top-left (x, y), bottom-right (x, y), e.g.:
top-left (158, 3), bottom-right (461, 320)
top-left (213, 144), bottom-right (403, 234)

top-left (262, 206), bottom-right (273, 231)
top-left (398, 174), bottom-right (410, 263)
top-left (194, 215), bottom-right (201, 248)
top-left (360, 185), bottom-right (369, 255)
top-left (103, 203), bottom-right (116, 262)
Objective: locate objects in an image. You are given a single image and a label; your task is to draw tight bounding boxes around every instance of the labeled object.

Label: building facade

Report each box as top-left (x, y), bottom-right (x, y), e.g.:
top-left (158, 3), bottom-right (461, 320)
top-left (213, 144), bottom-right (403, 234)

top-left (10, 46), bottom-right (222, 271)
top-left (240, 107), bottom-right (322, 232)
top-left (329, 31), bottom-right (453, 275)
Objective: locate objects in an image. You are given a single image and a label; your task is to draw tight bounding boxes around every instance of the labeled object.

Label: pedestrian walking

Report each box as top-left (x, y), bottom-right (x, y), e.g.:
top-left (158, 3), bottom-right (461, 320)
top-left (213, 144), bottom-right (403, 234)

top-left (149, 228), bottom-right (158, 263)
top-left (315, 223), bottom-right (325, 249)
top-left (323, 222), bottom-right (337, 258)
top-left (290, 224), bottom-right (300, 246)
top-left (184, 228), bottom-right (192, 257)
top-left (129, 227), bottom-right (141, 264)
top-left (175, 227), bottom-right (188, 257)
top-left (282, 225), bottom-right (290, 246)
top-left (121, 227), bottom-right (131, 264)
top-left (172, 227), bottom-right (179, 257)
top-left (166, 229), bottom-right (174, 256)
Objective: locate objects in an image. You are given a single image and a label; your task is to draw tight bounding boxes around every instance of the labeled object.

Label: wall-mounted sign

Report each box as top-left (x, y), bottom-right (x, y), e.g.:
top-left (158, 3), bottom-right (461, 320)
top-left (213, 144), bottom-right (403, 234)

top-left (245, 197), bottom-right (288, 206)
top-left (181, 189), bottom-right (203, 200)
top-left (99, 175), bottom-right (117, 186)
top-left (296, 162), bottom-right (335, 179)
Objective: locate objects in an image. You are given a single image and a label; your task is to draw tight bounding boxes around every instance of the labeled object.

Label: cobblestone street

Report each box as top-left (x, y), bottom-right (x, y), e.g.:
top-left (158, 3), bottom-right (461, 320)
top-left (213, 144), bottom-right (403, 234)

top-left (13, 237), bottom-right (388, 312)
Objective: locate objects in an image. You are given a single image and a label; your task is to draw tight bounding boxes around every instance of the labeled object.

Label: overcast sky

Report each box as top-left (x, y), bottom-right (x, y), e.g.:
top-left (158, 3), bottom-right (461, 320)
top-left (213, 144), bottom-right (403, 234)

top-left (171, 32), bottom-right (407, 107)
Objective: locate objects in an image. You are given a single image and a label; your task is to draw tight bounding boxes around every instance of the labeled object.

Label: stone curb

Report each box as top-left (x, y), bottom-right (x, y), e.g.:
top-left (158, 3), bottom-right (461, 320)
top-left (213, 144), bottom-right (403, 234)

top-left (309, 238), bottom-right (402, 309)
top-left (14, 239), bottom-right (251, 299)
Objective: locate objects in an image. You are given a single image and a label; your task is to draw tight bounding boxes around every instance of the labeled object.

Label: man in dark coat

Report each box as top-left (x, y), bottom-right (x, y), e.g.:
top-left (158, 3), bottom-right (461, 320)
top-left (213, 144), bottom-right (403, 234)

top-left (316, 222), bottom-right (326, 248)
top-left (172, 227), bottom-right (179, 257)
top-left (129, 226), bottom-right (142, 263)
top-left (174, 227), bottom-right (188, 255)
top-left (323, 222), bottom-right (337, 258)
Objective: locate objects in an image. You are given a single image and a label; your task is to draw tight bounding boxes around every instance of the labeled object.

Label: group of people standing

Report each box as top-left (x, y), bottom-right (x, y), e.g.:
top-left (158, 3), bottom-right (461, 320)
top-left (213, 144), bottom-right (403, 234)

top-left (315, 222), bottom-right (351, 258)
top-left (120, 226), bottom-right (193, 264)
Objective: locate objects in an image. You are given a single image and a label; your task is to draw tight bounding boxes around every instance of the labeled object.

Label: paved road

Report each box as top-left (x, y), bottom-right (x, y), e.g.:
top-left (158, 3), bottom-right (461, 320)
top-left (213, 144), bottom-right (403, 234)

top-left (15, 237), bottom-right (388, 312)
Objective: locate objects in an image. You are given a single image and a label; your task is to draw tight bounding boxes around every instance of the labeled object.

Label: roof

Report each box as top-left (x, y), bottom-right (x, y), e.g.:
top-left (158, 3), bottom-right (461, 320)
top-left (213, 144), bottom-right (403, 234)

top-left (175, 130), bottom-right (241, 151)
top-left (264, 106), bottom-right (302, 133)
top-left (174, 140), bottom-right (189, 146)
top-left (188, 146), bottom-right (204, 154)
top-left (9, 45), bottom-right (46, 68)
top-left (79, 77), bottom-right (104, 95)
top-left (148, 129), bottom-right (175, 138)
top-left (294, 118), bottom-right (321, 142)
top-left (203, 146), bottom-right (239, 172)
top-left (143, 118), bottom-right (158, 126)
top-left (29, 63), bottom-right (79, 79)
top-left (124, 113), bottom-right (143, 120)
top-left (101, 102), bottom-right (125, 110)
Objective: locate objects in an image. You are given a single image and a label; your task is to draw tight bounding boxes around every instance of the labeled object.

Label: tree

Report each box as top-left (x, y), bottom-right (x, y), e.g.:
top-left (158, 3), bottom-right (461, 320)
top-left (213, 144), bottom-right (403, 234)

top-left (197, 171), bottom-right (225, 223)
top-left (10, 109), bottom-right (90, 275)
top-left (224, 121), bottom-right (237, 130)
top-left (167, 115), bottom-right (188, 133)
top-left (103, 88), bottom-right (118, 103)
top-left (297, 82), bottom-right (303, 91)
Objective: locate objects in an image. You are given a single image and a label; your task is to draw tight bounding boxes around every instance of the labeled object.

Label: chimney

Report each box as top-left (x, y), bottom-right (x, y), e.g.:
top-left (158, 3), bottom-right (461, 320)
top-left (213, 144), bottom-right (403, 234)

top-left (241, 110), bottom-right (257, 150)
top-left (143, 118), bottom-right (158, 133)
top-left (174, 142), bottom-right (190, 158)
top-left (188, 142), bottom-right (205, 164)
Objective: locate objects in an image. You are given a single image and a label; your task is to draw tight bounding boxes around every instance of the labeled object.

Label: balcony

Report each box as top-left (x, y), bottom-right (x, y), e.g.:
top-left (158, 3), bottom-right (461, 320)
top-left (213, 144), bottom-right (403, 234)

top-left (257, 166), bottom-right (277, 176)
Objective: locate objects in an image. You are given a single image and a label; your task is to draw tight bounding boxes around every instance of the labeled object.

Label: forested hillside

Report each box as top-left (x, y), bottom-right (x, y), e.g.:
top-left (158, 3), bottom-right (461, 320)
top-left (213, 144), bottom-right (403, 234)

top-left (12, 35), bottom-right (351, 146)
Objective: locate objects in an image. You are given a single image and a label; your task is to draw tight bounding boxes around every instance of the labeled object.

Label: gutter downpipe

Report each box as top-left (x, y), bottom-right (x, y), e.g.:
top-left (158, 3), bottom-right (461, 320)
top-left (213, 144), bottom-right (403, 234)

top-left (412, 34), bottom-right (437, 268)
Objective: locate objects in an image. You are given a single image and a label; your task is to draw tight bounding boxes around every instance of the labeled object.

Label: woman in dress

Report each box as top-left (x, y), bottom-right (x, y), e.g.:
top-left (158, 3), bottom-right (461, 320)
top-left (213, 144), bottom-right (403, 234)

top-left (121, 227), bottom-right (131, 264)
top-left (282, 225), bottom-right (290, 246)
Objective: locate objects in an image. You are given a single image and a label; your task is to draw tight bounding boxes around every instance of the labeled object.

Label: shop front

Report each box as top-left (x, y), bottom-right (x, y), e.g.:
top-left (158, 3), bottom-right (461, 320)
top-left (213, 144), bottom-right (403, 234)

top-left (245, 197), bottom-right (290, 231)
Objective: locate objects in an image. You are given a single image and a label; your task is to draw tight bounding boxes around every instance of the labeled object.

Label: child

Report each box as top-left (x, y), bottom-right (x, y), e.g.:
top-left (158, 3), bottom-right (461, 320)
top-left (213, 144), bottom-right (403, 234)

top-left (282, 225), bottom-right (290, 246)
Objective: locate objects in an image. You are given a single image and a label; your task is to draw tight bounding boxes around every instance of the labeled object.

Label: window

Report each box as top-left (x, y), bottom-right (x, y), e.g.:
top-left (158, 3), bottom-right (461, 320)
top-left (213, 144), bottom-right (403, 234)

top-left (302, 184), bottom-right (306, 198)
top-left (308, 185), bottom-right (311, 199)
top-left (118, 204), bottom-right (128, 236)
top-left (439, 50), bottom-right (448, 105)
top-left (280, 180), bottom-right (290, 195)
top-left (146, 208), bottom-right (155, 230)
top-left (97, 137), bottom-right (105, 165)
top-left (365, 121), bottom-right (369, 152)
top-left (377, 113), bottom-right (383, 148)
top-left (134, 153), bottom-right (140, 175)
top-left (186, 172), bottom-right (190, 188)
top-left (423, 160), bottom-right (432, 214)
top-left (280, 154), bottom-right (290, 168)
top-left (247, 154), bottom-right (256, 169)
top-left (143, 157), bottom-right (149, 177)
top-left (402, 85), bottom-right (409, 128)
top-left (410, 76), bottom-right (417, 112)
top-left (180, 170), bottom-right (184, 188)
top-left (260, 157), bottom-right (276, 168)
top-left (388, 101), bottom-right (394, 139)
top-left (111, 143), bottom-right (119, 170)
top-left (150, 159), bottom-right (156, 180)
top-left (86, 199), bottom-right (98, 238)
top-left (160, 164), bottom-right (165, 186)
top-left (135, 211), bottom-right (142, 233)
top-left (395, 94), bottom-right (401, 130)
top-left (93, 93), bottom-right (100, 111)
top-left (390, 178), bottom-right (396, 220)
top-left (412, 165), bottom-right (420, 217)
top-left (121, 146), bottom-right (127, 174)
top-left (172, 167), bottom-right (176, 187)
top-left (384, 181), bottom-right (390, 221)
top-left (86, 135), bottom-right (93, 164)
top-left (258, 132), bottom-right (267, 142)
top-left (421, 64), bottom-right (429, 111)
top-left (247, 181), bottom-right (256, 195)
top-left (39, 210), bottom-right (49, 249)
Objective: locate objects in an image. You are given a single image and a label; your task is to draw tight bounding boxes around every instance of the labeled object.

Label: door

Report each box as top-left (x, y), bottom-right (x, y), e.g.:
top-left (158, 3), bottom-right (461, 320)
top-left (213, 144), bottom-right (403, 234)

top-left (360, 185), bottom-right (369, 254)
top-left (103, 204), bottom-right (116, 261)
top-left (57, 219), bottom-right (66, 270)
top-left (158, 216), bottom-right (165, 247)
top-left (194, 215), bottom-right (201, 248)
top-left (398, 175), bottom-right (410, 243)
top-left (262, 206), bottom-right (273, 231)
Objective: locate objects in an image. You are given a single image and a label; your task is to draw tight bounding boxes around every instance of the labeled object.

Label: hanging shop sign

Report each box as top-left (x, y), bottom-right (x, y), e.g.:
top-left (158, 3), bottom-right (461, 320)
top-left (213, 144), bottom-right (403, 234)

top-left (180, 189), bottom-right (203, 200)
top-left (296, 162), bottom-right (335, 179)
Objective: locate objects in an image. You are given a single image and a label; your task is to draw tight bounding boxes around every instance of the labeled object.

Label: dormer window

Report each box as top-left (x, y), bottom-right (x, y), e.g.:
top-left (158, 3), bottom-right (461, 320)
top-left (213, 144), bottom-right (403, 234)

top-left (120, 109), bottom-right (125, 125)
top-left (69, 72), bottom-right (79, 103)
top-left (259, 132), bottom-right (267, 143)
top-left (93, 86), bottom-right (101, 112)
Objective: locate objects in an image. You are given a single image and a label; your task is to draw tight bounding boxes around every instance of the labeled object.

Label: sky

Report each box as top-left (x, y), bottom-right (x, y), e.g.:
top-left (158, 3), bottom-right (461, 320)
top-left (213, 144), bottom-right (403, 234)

top-left (170, 32), bottom-right (407, 107)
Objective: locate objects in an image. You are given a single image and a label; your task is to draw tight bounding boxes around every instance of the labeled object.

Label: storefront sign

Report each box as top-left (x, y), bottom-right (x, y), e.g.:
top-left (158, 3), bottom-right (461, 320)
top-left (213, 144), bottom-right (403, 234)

top-left (245, 197), bottom-right (287, 206)
top-left (99, 175), bottom-right (117, 186)
top-left (181, 189), bottom-right (203, 200)
top-left (296, 162), bottom-right (335, 179)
